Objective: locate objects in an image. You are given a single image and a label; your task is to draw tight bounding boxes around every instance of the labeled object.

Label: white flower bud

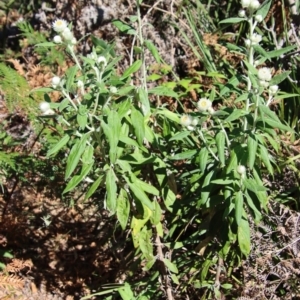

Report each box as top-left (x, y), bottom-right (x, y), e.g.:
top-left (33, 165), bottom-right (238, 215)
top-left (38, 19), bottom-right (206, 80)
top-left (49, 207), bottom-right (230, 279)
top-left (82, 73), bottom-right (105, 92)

top-left (53, 35), bottom-right (62, 44)
top-left (61, 28), bottom-right (73, 41)
top-left (250, 0), bottom-right (260, 10)
top-left (110, 86), bottom-right (118, 94)
top-left (259, 80), bottom-right (269, 88)
top-left (237, 165), bottom-right (246, 176)
top-left (269, 85), bottom-right (279, 95)
top-left (77, 80), bottom-right (84, 88)
top-left (71, 37), bottom-right (77, 45)
top-left (241, 0), bottom-right (251, 8)
top-left (43, 109), bottom-right (55, 115)
top-left (97, 56), bottom-right (107, 67)
top-left (207, 107), bottom-right (215, 115)
top-left (255, 14), bottom-right (263, 22)
top-left (238, 9), bottom-right (246, 17)
top-left (192, 118), bottom-right (198, 126)
top-left (52, 76), bottom-right (61, 88)
top-left (244, 39), bottom-right (251, 47)
top-left (39, 102), bottom-right (51, 113)
top-left (87, 52), bottom-right (97, 60)
top-left (258, 67), bottom-right (272, 82)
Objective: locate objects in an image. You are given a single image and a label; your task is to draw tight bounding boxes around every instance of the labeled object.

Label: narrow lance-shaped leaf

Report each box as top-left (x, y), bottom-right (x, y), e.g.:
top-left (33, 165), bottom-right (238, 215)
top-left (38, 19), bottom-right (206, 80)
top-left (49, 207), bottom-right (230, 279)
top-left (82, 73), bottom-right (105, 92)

top-left (47, 135), bottom-right (70, 157)
top-left (120, 60), bottom-right (142, 80)
top-left (108, 110), bottom-right (121, 163)
top-left (247, 134), bottom-right (257, 169)
top-left (198, 147), bottom-right (209, 173)
top-left (63, 163), bottom-right (93, 194)
top-left (235, 191), bottom-right (244, 226)
top-left (259, 145), bottom-right (274, 176)
top-left (106, 167), bottom-right (117, 213)
top-left (65, 133), bottom-right (90, 180)
top-left (131, 107), bottom-right (145, 146)
top-left (117, 188), bottom-right (130, 230)
top-left (238, 218), bottom-right (251, 256)
top-left (216, 131), bottom-right (226, 166)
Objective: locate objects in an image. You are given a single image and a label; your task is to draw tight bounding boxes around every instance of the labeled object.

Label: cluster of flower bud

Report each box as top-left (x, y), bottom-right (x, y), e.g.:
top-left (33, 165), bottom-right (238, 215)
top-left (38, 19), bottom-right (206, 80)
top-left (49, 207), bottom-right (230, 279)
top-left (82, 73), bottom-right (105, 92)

top-left (52, 19), bottom-right (76, 46)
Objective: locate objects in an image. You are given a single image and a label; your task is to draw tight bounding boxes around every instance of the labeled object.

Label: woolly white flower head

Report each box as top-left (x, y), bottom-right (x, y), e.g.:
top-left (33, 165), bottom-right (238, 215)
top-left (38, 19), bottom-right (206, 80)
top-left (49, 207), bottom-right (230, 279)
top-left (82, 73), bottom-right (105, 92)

top-left (250, 33), bottom-right (262, 45)
top-left (180, 115), bottom-right (193, 127)
top-left (61, 28), bottom-right (73, 42)
top-left (258, 67), bottom-right (272, 82)
top-left (52, 19), bottom-right (68, 33)
top-left (197, 98), bottom-right (212, 112)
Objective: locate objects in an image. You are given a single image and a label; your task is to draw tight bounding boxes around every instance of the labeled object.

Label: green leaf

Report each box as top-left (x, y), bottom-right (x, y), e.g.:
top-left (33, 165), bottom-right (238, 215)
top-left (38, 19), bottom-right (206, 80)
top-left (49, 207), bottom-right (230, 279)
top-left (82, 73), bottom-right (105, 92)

top-left (35, 42), bottom-right (56, 47)
top-left (47, 135), bottom-right (70, 157)
top-left (163, 258), bottom-right (178, 274)
top-left (211, 179), bottom-right (234, 185)
top-left (247, 134), bottom-right (257, 169)
top-left (137, 87), bottom-right (151, 116)
top-left (148, 86), bottom-right (179, 98)
top-left (144, 39), bottom-right (161, 63)
top-left (219, 17), bottom-right (244, 24)
top-left (235, 191), bottom-right (243, 226)
top-left (66, 65), bottom-right (78, 91)
top-left (259, 145), bottom-right (274, 175)
top-left (224, 109), bottom-right (248, 122)
top-left (200, 170), bottom-right (214, 205)
top-left (256, 0), bottom-right (272, 19)
top-left (216, 131), bottom-right (225, 166)
top-left (163, 188), bottom-right (176, 212)
top-left (136, 178), bottom-right (159, 196)
top-left (139, 227), bottom-right (154, 260)
top-left (244, 190), bottom-right (262, 222)
top-left (151, 200), bottom-right (162, 225)
top-left (106, 168), bottom-right (117, 213)
top-left (263, 118), bottom-right (292, 132)
top-left (198, 147), bottom-right (209, 173)
top-left (169, 131), bottom-right (190, 142)
top-left (85, 175), bottom-right (104, 200)
top-left (82, 145), bottom-right (94, 164)
top-left (125, 176), bottom-right (153, 210)
top-left (157, 109), bottom-right (180, 123)
top-left (63, 163), bottom-right (93, 194)
top-left (170, 150), bottom-right (197, 160)
top-left (238, 218), bottom-right (251, 256)
top-left (112, 19), bottom-right (136, 35)
top-left (117, 188), bottom-right (130, 230)
top-left (120, 60), bottom-right (142, 80)
top-left (243, 178), bottom-right (266, 193)
top-left (265, 45), bottom-right (296, 59)
top-left (270, 71), bottom-right (290, 85)
top-left (102, 110), bottom-right (122, 163)
top-left (131, 107), bottom-right (145, 146)
top-left (118, 99), bottom-right (131, 119)
top-left (65, 133), bottom-right (90, 180)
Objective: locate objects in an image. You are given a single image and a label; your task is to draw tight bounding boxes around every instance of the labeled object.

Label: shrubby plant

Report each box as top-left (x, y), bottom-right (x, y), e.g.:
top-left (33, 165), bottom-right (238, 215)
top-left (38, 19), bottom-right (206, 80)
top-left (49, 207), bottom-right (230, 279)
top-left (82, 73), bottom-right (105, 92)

top-left (32, 0), bottom-right (296, 298)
